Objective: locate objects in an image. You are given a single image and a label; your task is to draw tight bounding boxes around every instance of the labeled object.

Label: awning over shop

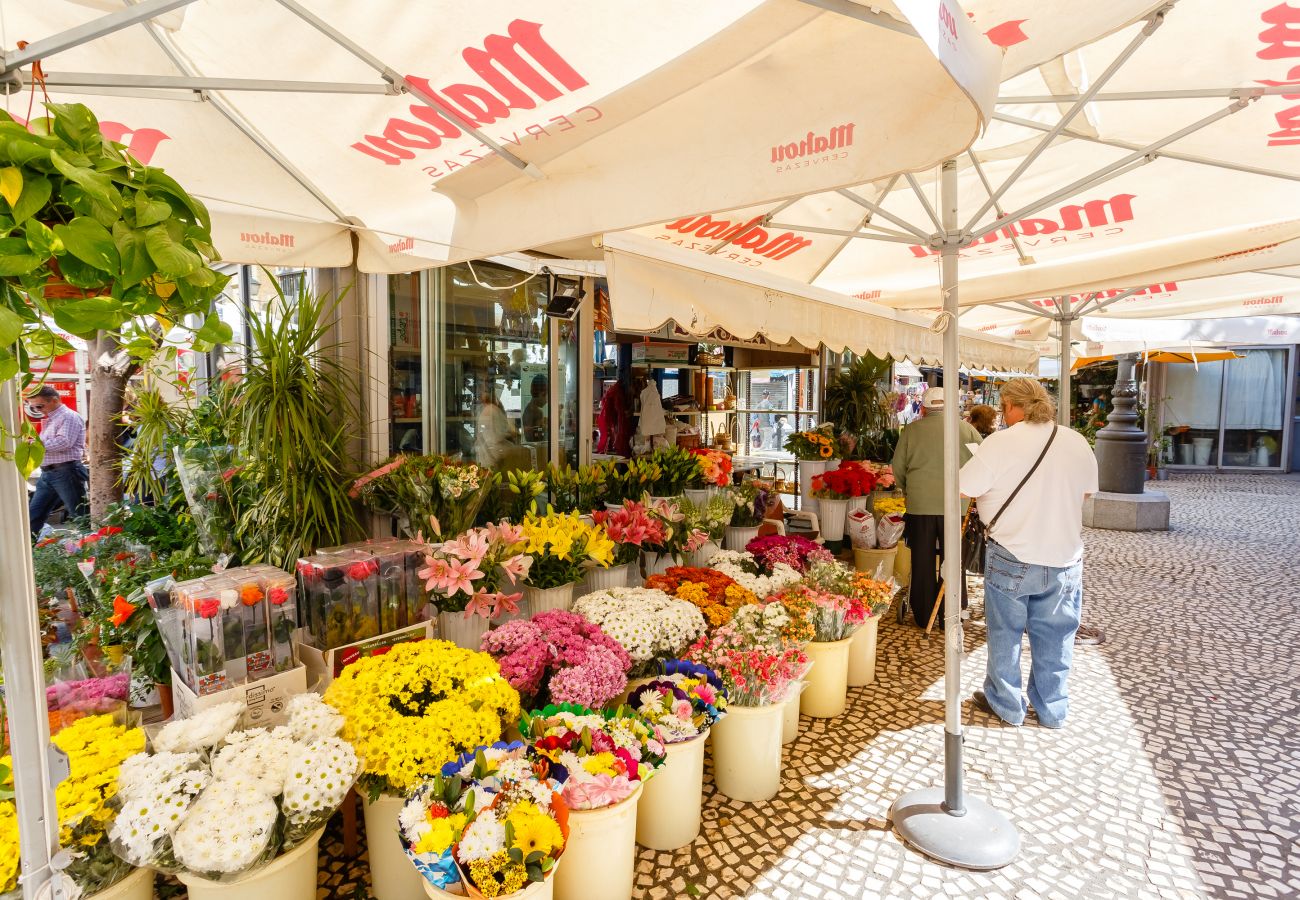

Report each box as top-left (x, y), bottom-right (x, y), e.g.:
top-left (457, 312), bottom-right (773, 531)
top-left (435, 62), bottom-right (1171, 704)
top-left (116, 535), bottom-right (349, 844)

top-left (1072, 346), bottom-right (1243, 370)
top-left (601, 233), bottom-right (1038, 373)
top-left (1080, 314), bottom-right (1300, 345)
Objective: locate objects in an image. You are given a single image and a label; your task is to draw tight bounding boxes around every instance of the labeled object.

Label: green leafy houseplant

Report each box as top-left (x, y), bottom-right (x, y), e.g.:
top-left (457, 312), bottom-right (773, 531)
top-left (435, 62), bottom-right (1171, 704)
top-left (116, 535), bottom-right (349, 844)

top-left (824, 353), bottom-right (896, 461)
top-left (646, 445), bottom-right (699, 496)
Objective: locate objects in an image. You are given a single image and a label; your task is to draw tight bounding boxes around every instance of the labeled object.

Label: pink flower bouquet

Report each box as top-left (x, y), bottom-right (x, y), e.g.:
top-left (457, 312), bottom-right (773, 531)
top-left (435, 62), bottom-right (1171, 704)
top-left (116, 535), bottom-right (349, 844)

top-left (745, 534), bottom-right (835, 574)
top-left (522, 703), bottom-right (665, 810)
top-left (420, 523), bottom-right (532, 620)
top-left (685, 625), bottom-right (809, 707)
top-left (481, 610), bottom-right (632, 709)
top-left (591, 500), bottom-right (668, 566)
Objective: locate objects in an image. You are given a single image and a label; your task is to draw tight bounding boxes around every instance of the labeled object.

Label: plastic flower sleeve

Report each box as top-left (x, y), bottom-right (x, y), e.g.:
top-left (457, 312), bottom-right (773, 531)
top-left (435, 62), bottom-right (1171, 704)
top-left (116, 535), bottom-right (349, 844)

top-left (389, 539), bottom-right (434, 624)
top-left (206, 576), bottom-right (248, 685)
top-left (180, 578), bottom-right (228, 695)
top-left (296, 552), bottom-right (353, 648)
top-left (145, 575), bottom-right (187, 677)
top-left (260, 570), bottom-right (299, 673)
top-left (231, 572), bottom-right (272, 680)
top-left (372, 542), bottom-right (408, 633)
top-left (45, 656), bottom-right (132, 736)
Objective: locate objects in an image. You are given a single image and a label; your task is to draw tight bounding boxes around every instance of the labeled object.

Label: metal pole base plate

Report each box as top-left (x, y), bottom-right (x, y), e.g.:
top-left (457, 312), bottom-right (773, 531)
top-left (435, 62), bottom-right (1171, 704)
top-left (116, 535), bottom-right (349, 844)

top-left (891, 787), bottom-right (1020, 870)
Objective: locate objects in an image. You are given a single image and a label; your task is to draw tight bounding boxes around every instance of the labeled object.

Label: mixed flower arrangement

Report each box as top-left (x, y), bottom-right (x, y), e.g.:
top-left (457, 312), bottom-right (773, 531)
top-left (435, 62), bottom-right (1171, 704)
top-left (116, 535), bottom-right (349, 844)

top-left (351, 454), bottom-right (497, 540)
top-left (629, 661), bottom-right (728, 743)
top-left (784, 425), bottom-right (839, 460)
top-left (684, 626), bottom-right (809, 707)
top-left (744, 534), bottom-right (835, 575)
top-left (644, 566), bottom-right (757, 628)
top-left (640, 499), bottom-right (712, 567)
top-left (705, 549), bottom-right (802, 599)
top-left (810, 461), bottom-right (877, 499)
top-left (730, 600), bottom-right (815, 648)
top-left (679, 493), bottom-right (734, 544)
top-left (852, 573), bottom-right (896, 620)
top-left (520, 704), bottom-right (665, 810)
top-left (518, 512), bottom-right (616, 589)
top-left (775, 560), bottom-right (868, 641)
top-left (591, 500), bottom-right (668, 566)
top-left (862, 461), bottom-right (896, 490)
top-left (725, 481), bottom-right (772, 529)
top-left (323, 640), bottom-right (520, 797)
top-left (481, 610), bottom-right (632, 711)
top-left (45, 669), bottom-right (130, 735)
top-left (421, 523), bottom-right (532, 619)
top-left (570, 587), bottom-right (707, 676)
top-left (688, 448), bottom-right (733, 488)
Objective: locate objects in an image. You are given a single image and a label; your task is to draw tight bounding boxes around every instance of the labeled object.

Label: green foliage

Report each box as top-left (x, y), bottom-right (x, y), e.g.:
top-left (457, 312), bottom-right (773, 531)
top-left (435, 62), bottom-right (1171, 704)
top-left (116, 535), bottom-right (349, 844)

top-left (824, 353), bottom-right (896, 461)
top-left (120, 386), bottom-right (187, 502)
top-left (646, 445), bottom-right (700, 496)
top-left (503, 467), bottom-right (547, 521)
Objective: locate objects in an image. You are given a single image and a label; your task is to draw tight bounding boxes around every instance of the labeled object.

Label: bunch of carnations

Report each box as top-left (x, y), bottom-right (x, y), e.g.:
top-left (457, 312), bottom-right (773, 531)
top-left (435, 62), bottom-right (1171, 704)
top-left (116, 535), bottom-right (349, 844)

top-left (323, 641), bottom-right (520, 797)
top-left (401, 742), bottom-right (568, 896)
top-left (729, 600), bottom-right (815, 648)
top-left (591, 500), bottom-right (668, 566)
top-left (688, 448), bottom-right (733, 488)
top-left (571, 587), bottom-right (706, 676)
top-left (45, 670), bottom-right (130, 734)
top-left (628, 660), bottom-right (728, 743)
top-left (644, 566), bottom-right (757, 629)
top-left (481, 610), bottom-right (632, 710)
top-left (684, 626), bottom-right (809, 707)
top-left (518, 512), bottom-right (616, 589)
top-left (0, 714), bottom-right (144, 896)
top-left (745, 534), bottom-right (835, 574)
top-left (706, 549), bottom-right (802, 599)
top-left (776, 560), bottom-right (867, 641)
top-left (110, 695), bottom-right (358, 880)
top-left (521, 704), bottom-right (665, 810)
top-left (421, 522), bottom-right (532, 620)
top-left (852, 573), bottom-right (896, 619)
top-left (810, 461), bottom-right (877, 499)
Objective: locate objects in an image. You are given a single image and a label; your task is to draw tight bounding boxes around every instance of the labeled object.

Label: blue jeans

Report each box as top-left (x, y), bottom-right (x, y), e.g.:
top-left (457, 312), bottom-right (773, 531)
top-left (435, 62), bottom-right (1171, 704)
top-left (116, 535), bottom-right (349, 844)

top-left (29, 462), bottom-right (88, 535)
top-left (982, 541), bottom-right (1082, 727)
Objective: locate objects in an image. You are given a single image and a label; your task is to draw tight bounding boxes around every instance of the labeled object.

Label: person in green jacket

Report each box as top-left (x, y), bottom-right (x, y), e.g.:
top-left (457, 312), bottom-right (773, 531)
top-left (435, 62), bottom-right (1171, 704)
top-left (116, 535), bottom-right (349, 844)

top-left (891, 387), bottom-right (982, 627)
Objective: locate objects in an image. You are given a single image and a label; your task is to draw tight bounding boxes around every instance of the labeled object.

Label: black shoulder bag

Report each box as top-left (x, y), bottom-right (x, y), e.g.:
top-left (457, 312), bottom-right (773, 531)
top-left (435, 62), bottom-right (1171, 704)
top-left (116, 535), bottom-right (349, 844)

top-left (962, 426), bottom-right (1057, 575)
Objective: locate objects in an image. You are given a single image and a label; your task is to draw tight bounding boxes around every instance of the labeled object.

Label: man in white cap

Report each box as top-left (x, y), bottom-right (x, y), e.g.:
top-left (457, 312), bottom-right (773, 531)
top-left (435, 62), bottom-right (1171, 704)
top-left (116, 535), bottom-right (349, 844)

top-left (890, 386), bottom-right (982, 627)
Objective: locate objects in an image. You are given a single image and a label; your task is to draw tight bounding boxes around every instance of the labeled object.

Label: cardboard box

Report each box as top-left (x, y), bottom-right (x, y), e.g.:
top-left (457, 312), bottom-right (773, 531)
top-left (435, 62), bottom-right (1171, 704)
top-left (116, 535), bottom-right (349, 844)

top-left (631, 342), bottom-right (691, 363)
top-left (297, 620), bottom-right (434, 688)
top-left (171, 663), bottom-right (307, 730)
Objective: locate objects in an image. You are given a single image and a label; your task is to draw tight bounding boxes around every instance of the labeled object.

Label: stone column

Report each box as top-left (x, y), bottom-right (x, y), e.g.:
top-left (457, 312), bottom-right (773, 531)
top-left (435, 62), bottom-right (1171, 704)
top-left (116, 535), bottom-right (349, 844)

top-left (1084, 352), bottom-right (1169, 530)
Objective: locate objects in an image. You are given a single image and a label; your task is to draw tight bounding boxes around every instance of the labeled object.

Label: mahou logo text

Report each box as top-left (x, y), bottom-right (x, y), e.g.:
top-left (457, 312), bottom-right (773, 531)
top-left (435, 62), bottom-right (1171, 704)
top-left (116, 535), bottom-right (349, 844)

top-left (770, 124), bottom-right (855, 163)
top-left (662, 215), bottom-right (813, 261)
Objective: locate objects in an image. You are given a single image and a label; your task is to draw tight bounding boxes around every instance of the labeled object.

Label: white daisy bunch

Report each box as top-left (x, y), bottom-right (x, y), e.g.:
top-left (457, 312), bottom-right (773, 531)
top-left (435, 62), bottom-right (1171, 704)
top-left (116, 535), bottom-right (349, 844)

top-left (730, 603), bottom-right (795, 649)
top-left (151, 701), bottom-right (243, 753)
top-left (286, 692), bottom-right (344, 742)
top-left (171, 781), bottom-right (279, 876)
top-left (282, 736), bottom-right (359, 847)
top-left (109, 751), bottom-right (210, 867)
top-left (456, 807), bottom-right (505, 863)
top-left (707, 550), bottom-right (801, 598)
top-left (572, 587), bottom-right (705, 670)
top-left (210, 726), bottom-right (296, 797)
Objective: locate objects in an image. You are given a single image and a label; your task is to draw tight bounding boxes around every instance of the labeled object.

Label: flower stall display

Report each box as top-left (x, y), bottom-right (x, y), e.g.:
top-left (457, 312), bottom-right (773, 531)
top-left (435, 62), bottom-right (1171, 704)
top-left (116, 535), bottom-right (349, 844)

top-left (722, 481), bottom-right (770, 550)
top-left (638, 499), bottom-right (711, 578)
top-left (0, 714), bottom-right (147, 899)
top-left (810, 463), bottom-right (877, 541)
top-left (590, 500), bottom-right (667, 588)
top-left (351, 454), bottom-right (497, 540)
top-left (643, 445), bottom-right (700, 499)
top-left (729, 601), bottom-right (815, 649)
top-left (770, 562), bottom-right (865, 719)
top-left (643, 567), bottom-right (756, 629)
top-left (744, 535), bottom-right (835, 576)
top-left (323, 640), bottom-right (520, 900)
top-left (481, 611), bottom-right (632, 711)
top-left (684, 448), bottom-right (732, 503)
top-left (685, 626), bottom-right (808, 802)
top-left (44, 664), bottom-right (131, 736)
top-left (627, 662), bottom-right (728, 850)
top-left (518, 512), bottom-right (616, 613)
top-left (784, 425), bottom-right (839, 516)
top-left (705, 549), bottom-right (802, 600)
top-left (294, 551), bottom-right (381, 652)
top-left (520, 705), bottom-right (664, 900)
top-left (421, 523), bottom-right (533, 649)
top-left (678, 493), bottom-right (733, 566)
top-left (110, 695), bottom-right (357, 899)
top-left (848, 574), bottom-right (896, 687)
top-left (570, 588), bottom-right (706, 677)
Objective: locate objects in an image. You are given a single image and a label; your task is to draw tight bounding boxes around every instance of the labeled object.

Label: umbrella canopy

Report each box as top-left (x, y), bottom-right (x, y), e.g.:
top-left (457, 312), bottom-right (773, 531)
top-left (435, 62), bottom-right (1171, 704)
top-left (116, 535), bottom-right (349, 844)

top-left (0, 0), bottom-right (1000, 271)
top-left (1071, 346), bottom-right (1242, 370)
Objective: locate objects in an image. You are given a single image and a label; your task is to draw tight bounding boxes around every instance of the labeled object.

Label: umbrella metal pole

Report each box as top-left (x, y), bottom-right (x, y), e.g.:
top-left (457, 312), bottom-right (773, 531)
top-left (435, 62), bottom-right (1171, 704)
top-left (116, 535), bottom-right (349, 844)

top-left (890, 160), bottom-right (1019, 870)
top-left (1059, 297), bottom-right (1073, 426)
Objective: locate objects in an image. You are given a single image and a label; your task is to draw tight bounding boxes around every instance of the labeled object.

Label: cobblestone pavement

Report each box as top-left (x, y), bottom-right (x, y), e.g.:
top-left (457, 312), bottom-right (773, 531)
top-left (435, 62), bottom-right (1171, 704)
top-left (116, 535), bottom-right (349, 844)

top-left (314, 473), bottom-right (1300, 899)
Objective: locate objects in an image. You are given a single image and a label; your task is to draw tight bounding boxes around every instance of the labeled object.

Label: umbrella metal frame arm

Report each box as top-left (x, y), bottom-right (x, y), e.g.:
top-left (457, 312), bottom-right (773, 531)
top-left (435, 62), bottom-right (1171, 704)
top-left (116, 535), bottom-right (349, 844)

top-left (768, 221), bottom-right (922, 245)
top-left (1, 0), bottom-right (197, 74)
top-left (965, 150), bottom-right (1033, 265)
top-left (836, 187), bottom-right (933, 241)
top-left (796, 0), bottom-right (918, 37)
top-left (996, 85), bottom-right (1294, 104)
top-left (34, 72), bottom-right (400, 95)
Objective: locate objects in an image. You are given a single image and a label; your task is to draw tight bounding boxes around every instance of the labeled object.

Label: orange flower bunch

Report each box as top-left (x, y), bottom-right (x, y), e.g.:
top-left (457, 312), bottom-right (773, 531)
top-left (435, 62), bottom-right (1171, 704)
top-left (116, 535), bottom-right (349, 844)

top-left (644, 566), bottom-right (757, 628)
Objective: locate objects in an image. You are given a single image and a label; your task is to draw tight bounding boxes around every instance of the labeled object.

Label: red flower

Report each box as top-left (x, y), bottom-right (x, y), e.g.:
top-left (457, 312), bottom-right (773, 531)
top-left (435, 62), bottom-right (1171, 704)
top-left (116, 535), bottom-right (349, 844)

top-left (110, 595), bottom-right (137, 627)
top-left (346, 561), bottom-right (377, 581)
top-left (269, 587), bottom-right (289, 606)
top-left (427, 800), bottom-right (450, 819)
top-left (79, 534), bottom-right (101, 547)
top-left (199, 599), bottom-right (220, 619)
top-left (220, 467), bottom-right (240, 482)
top-left (98, 526), bottom-right (123, 537)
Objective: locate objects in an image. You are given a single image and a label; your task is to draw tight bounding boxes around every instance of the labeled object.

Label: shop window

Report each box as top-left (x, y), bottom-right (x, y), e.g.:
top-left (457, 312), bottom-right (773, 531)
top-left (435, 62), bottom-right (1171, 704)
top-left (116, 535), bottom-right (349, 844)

top-left (1222, 348), bottom-right (1287, 468)
top-left (1164, 360), bottom-right (1224, 466)
top-left (388, 273), bottom-right (425, 454)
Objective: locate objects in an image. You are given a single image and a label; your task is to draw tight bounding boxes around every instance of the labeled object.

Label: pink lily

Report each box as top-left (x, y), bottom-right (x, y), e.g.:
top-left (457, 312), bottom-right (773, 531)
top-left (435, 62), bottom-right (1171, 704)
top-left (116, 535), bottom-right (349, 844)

top-left (501, 553), bottom-right (533, 584)
top-left (443, 557), bottom-right (485, 597)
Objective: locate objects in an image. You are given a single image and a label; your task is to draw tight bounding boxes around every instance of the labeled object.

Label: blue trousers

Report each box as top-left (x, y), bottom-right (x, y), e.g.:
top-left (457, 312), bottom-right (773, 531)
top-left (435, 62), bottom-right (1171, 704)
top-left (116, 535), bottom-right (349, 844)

top-left (982, 541), bottom-right (1082, 727)
top-left (29, 462), bottom-right (88, 535)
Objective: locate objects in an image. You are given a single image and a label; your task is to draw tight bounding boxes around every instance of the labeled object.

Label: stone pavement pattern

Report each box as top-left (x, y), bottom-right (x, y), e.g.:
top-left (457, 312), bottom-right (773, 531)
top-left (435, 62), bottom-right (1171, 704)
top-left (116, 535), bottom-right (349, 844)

top-left (302, 473), bottom-right (1299, 899)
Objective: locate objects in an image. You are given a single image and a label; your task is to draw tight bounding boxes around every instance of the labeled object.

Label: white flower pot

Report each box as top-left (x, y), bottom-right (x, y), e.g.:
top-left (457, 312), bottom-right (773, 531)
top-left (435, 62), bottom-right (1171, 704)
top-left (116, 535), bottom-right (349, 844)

top-left (853, 546), bottom-right (897, 580)
top-left (582, 563), bottom-right (629, 595)
top-left (711, 703), bottom-right (783, 802)
top-left (847, 616), bottom-right (881, 687)
top-left (177, 828), bottom-right (323, 900)
top-left (683, 540), bottom-right (720, 569)
top-left (817, 498), bottom-right (849, 542)
top-left (801, 636), bottom-right (853, 718)
top-left (89, 868), bottom-right (153, 900)
top-left (846, 495), bottom-right (868, 514)
top-left (636, 730), bottom-right (708, 850)
top-left (798, 459), bottom-right (832, 516)
top-left (523, 583), bottom-right (576, 614)
top-left (682, 488), bottom-right (711, 506)
top-left (781, 682), bottom-right (803, 745)
top-left (723, 525), bottom-right (759, 552)
top-left (554, 784), bottom-right (643, 900)
top-left (641, 550), bottom-right (678, 578)
top-left (439, 611), bottom-right (492, 651)
top-left (363, 794), bottom-right (429, 900)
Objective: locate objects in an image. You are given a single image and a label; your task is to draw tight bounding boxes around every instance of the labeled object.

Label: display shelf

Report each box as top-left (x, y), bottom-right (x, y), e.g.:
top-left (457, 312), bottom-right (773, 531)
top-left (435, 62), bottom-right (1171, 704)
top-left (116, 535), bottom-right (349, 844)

top-left (393, 417), bottom-right (422, 424)
top-left (632, 361), bottom-right (699, 370)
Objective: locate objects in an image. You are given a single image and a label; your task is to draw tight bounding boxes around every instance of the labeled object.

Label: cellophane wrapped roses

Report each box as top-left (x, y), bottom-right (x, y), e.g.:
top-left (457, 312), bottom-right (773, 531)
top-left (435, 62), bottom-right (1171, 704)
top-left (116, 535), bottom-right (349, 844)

top-left (521, 704), bottom-right (665, 810)
top-left (571, 587), bottom-right (706, 676)
top-left (323, 640), bottom-right (519, 796)
top-left (481, 610), bottom-right (632, 710)
top-left (706, 549), bottom-right (802, 599)
top-left (629, 660), bottom-right (728, 743)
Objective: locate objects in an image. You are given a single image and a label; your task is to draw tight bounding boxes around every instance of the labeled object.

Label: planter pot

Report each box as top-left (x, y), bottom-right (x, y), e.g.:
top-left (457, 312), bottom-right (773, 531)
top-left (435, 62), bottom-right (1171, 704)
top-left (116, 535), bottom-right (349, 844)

top-left (781, 682), bottom-right (803, 745)
top-left (554, 784), bottom-right (643, 900)
top-left (605, 502), bottom-right (624, 512)
top-left (683, 540), bottom-right (720, 569)
top-left (90, 868), bottom-right (153, 900)
top-left (1155, 468), bottom-right (1170, 481)
top-left (893, 541), bottom-right (912, 588)
top-left (818, 498), bottom-right (850, 542)
top-left (424, 867), bottom-right (557, 899)
top-left (636, 730), bottom-right (708, 850)
top-left (363, 795), bottom-right (428, 900)
top-left (798, 459), bottom-right (832, 516)
top-left (155, 682), bottom-right (174, 720)
top-left (847, 617), bottom-right (880, 687)
top-left (641, 550), bottom-right (678, 578)
top-left (853, 546), bottom-right (897, 580)
top-left (523, 583), bottom-right (576, 615)
top-left (177, 828), bottom-right (323, 900)
top-left (801, 636), bottom-right (853, 718)
top-left (711, 703), bottom-right (783, 802)
top-left (723, 525), bottom-right (759, 552)
top-left (582, 563), bottom-right (629, 595)
top-left (439, 611), bottom-right (493, 651)
top-left (682, 488), bottom-right (711, 506)
top-left (847, 495), bottom-right (868, 514)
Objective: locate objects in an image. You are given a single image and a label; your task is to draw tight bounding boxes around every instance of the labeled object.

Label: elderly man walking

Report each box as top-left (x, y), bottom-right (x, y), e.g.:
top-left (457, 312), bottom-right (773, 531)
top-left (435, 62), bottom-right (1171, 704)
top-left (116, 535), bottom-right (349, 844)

top-left (960, 379), bottom-right (1098, 729)
top-left (26, 385), bottom-right (88, 535)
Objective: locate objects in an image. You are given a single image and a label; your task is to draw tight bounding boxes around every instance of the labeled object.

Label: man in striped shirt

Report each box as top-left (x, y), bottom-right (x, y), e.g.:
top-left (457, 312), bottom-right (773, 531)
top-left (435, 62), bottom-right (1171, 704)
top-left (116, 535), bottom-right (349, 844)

top-left (27, 385), bottom-right (88, 535)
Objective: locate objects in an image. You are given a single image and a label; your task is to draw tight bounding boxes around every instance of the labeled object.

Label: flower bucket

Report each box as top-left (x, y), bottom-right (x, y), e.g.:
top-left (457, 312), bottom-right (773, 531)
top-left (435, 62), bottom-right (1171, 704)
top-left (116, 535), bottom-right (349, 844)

top-left (781, 681), bottom-right (804, 745)
top-left (177, 828), bottom-right (323, 900)
top-left (636, 730), bottom-right (708, 850)
top-left (523, 583), bottom-right (576, 615)
top-left (847, 616), bottom-right (881, 687)
top-left (641, 550), bottom-right (678, 578)
top-left (554, 784), bottom-right (643, 900)
top-left (723, 525), bottom-right (759, 552)
top-left (818, 498), bottom-right (849, 542)
top-left (648, 494), bottom-right (683, 506)
top-left (682, 488), bottom-right (711, 506)
top-left (439, 611), bottom-right (493, 651)
top-left (798, 459), bottom-right (832, 516)
top-left (711, 703), bottom-right (783, 802)
top-left (853, 546), bottom-right (897, 580)
top-left (425, 863), bottom-right (560, 899)
top-left (89, 868), bottom-right (153, 900)
top-left (893, 541), bottom-right (912, 588)
top-left (847, 495), bottom-right (868, 514)
top-left (683, 540), bottom-right (720, 569)
top-left (801, 636), bottom-right (853, 718)
top-left (583, 563), bottom-right (629, 595)
top-left (364, 795), bottom-right (430, 900)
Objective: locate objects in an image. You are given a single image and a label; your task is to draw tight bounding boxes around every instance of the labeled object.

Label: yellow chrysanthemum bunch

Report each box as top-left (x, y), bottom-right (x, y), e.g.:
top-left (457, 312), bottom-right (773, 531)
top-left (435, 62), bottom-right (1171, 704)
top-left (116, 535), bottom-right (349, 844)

top-left (520, 511), bottom-right (617, 589)
top-left (875, 496), bottom-right (906, 517)
top-left (0, 802), bottom-right (18, 894)
top-left (324, 640), bottom-right (521, 796)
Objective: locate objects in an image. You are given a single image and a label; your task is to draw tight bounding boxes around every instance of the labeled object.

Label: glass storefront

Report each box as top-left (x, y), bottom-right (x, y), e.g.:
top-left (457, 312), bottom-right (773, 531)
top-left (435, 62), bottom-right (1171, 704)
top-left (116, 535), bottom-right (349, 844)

top-left (388, 272), bottom-right (426, 455)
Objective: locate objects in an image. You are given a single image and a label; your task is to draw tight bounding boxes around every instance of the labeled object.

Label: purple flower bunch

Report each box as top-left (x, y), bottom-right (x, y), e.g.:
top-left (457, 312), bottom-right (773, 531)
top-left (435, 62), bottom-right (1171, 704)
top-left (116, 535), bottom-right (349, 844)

top-left (745, 534), bottom-right (834, 574)
top-left (480, 610), bottom-right (632, 710)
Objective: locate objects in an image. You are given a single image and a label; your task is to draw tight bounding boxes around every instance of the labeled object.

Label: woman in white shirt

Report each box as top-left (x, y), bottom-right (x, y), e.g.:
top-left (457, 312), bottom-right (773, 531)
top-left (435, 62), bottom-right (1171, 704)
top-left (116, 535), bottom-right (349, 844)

top-left (959, 379), bottom-right (1098, 729)
top-left (475, 388), bottom-right (518, 469)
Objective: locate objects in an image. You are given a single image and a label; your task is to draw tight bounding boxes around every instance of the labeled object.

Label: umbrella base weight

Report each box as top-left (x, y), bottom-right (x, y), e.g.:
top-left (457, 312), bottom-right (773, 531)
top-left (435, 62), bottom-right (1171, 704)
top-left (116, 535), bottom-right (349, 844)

top-left (890, 787), bottom-right (1020, 871)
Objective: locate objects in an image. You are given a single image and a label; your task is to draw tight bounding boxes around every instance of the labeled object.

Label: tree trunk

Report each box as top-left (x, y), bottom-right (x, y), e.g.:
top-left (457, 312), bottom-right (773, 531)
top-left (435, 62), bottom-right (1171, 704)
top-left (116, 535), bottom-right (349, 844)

top-left (88, 332), bottom-right (138, 522)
